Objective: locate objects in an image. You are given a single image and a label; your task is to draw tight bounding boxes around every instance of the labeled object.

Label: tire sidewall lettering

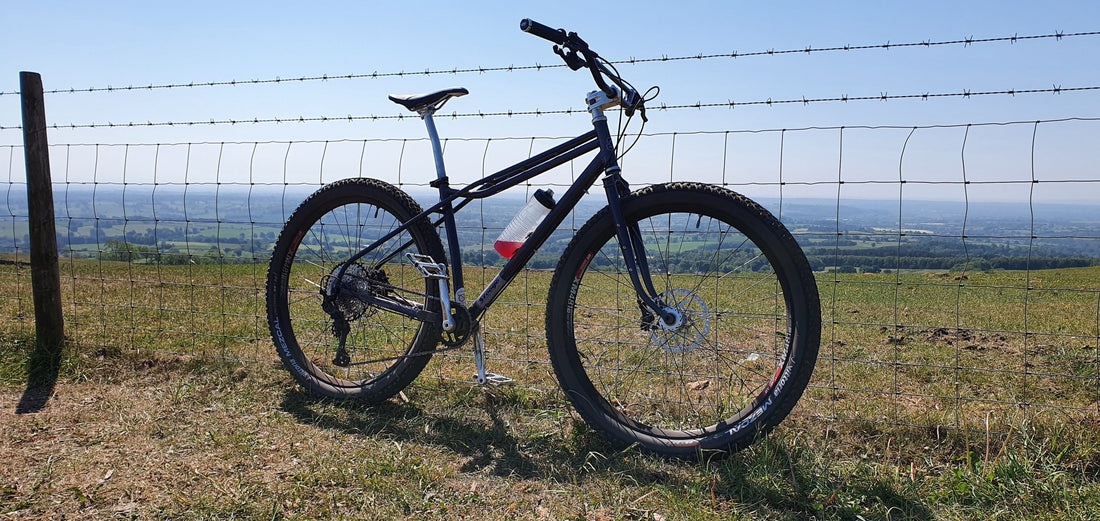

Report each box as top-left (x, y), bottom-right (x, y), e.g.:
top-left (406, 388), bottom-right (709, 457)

top-left (274, 231), bottom-right (308, 377)
top-left (566, 252), bottom-right (593, 324)
top-left (730, 396), bottom-right (771, 434)
top-left (728, 357), bottom-right (797, 435)
top-left (271, 316), bottom-right (307, 377)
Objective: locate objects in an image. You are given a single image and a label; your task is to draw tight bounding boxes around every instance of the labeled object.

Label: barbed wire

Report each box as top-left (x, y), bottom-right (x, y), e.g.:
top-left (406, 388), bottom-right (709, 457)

top-left (2, 83), bottom-right (1095, 131)
top-left (2, 116), bottom-right (1095, 147)
top-left (0, 30), bottom-right (1095, 97)
top-left (651, 84), bottom-right (1100, 110)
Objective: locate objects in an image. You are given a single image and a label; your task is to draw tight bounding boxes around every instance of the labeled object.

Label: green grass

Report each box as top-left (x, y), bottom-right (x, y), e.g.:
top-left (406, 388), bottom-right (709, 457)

top-left (1, 259), bottom-right (1099, 519)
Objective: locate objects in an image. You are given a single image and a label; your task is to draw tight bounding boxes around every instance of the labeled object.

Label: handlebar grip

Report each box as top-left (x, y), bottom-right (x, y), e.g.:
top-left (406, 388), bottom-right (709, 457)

top-left (520, 18), bottom-right (567, 45)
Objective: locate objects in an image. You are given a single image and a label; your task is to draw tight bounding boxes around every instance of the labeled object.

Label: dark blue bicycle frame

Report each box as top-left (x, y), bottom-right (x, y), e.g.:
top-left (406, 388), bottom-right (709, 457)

top-left (337, 102), bottom-right (668, 329)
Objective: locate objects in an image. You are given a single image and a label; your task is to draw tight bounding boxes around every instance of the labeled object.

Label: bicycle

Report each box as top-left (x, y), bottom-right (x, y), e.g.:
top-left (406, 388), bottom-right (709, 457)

top-left (266, 19), bottom-right (821, 459)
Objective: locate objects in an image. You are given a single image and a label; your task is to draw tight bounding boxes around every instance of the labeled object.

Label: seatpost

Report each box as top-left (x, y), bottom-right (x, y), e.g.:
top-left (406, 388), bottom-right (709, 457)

top-left (421, 109), bottom-right (448, 182)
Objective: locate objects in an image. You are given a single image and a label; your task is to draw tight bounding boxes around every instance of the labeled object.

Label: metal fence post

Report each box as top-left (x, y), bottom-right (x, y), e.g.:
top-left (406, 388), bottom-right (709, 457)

top-left (19, 71), bottom-right (65, 371)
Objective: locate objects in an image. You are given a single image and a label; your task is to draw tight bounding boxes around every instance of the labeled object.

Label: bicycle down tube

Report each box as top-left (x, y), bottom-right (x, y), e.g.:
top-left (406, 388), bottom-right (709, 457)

top-left (467, 96), bottom-right (666, 323)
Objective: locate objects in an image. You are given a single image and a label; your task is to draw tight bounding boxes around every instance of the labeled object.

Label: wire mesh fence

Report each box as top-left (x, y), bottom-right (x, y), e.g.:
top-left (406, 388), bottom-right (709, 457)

top-left (2, 26), bottom-right (1098, 438)
top-left (2, 115), bottom-right (1098, 437)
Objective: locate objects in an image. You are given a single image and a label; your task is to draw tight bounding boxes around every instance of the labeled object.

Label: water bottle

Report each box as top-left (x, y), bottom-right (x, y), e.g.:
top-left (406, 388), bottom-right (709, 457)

top-left (494, 189), bottom-right (555, 259)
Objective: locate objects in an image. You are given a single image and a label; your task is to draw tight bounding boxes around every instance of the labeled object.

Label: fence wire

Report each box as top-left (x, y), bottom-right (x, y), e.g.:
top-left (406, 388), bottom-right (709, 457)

top-left (3, 84), bottom-right (1097, 132)
top-left (1, 30), bottom-right (1095, 97)
top-left (1, 117), bottom-right (1098, 437)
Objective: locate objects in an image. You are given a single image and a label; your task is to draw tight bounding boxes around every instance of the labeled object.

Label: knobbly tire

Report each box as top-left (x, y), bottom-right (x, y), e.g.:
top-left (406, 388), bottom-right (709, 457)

top-left (267, 178), bottom-right (445, 402)
top-left (546, 183), bottom-right (821, 459)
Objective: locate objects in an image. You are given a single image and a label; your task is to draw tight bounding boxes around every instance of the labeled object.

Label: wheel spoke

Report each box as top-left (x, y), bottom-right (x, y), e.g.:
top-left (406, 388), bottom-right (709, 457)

top-left (268, 179), bottom-right (443, 402)
top-left (548, 184), bottom-right (819, 456)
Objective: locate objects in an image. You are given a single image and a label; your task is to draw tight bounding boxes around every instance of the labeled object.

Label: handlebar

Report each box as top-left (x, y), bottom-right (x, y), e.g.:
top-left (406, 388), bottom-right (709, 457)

top-left (519, 18), bottom-right (648, 119)
top-left (519, 19), bottom-right (568, 46)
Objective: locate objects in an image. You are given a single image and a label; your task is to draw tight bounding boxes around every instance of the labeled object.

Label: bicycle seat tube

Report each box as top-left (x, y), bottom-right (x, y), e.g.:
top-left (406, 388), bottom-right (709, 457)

top-left (420, 107), bottom-right (468, 307)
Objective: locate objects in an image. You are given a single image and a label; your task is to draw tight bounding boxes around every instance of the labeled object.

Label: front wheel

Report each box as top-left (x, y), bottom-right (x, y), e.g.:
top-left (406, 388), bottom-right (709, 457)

top-left (546, 183), bottom-right (821, 459)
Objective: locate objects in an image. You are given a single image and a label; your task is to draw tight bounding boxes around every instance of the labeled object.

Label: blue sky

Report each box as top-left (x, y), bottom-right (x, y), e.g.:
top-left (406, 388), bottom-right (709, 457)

top-left (2, 1), bottom-right (1098, 200)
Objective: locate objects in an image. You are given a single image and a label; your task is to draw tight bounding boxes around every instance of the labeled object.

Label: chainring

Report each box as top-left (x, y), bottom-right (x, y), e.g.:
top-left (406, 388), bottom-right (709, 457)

top-left (441, 304), bottom-right (473, 348)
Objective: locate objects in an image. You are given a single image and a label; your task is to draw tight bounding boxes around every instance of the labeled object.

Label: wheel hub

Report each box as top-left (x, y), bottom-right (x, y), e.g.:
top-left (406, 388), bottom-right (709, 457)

top-left (656, 307), bottom-right (685, 330)
top-left (322, 263), bottom-right (389, 324)
top-left (648, 288), bottom-right (711, 354)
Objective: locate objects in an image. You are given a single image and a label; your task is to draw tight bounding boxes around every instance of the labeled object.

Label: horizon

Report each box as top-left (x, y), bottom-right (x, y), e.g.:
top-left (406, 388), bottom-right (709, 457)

top-left (13, 182), bottom-right (1099, 207)
top-left (2, 3), bottom-right (1098, 206)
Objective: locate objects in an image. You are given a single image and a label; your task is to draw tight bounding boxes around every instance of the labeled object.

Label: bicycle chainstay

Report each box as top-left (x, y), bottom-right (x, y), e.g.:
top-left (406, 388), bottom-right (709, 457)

top-left (320, 262), bottom-right (472, 368)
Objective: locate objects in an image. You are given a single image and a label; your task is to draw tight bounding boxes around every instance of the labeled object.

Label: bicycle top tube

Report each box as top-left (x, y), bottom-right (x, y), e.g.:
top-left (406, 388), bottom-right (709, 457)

top-left (337, 126), bottom-right (603, 278)
top-left (361, 72), bottom-right (623, 278)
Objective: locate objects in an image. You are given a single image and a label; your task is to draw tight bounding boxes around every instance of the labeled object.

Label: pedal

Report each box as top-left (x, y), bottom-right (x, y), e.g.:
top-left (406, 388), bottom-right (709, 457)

top-left (405, 253), bottom-right (448, 280)
top-left (474, 373), bottom-right (515, 386)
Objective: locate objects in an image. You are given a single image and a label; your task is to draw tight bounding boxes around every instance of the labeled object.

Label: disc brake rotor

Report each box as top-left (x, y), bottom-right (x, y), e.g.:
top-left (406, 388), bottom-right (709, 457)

top-left (649, 288), bottom-right (711, 354)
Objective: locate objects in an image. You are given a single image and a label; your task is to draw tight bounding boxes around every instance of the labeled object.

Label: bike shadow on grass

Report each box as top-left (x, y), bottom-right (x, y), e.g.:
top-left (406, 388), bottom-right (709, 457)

top-left (278, 384), bottom-right (612, 482)
top-left (279, 385), bottom-right (934, 519)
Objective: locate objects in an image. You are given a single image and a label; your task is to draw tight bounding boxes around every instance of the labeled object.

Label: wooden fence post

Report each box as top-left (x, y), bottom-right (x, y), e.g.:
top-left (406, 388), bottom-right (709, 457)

top-left (19, 71), bottom-right (65, 365)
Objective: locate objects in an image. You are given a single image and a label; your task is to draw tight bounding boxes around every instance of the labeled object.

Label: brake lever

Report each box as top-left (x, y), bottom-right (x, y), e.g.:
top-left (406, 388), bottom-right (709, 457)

top-left (622, 89), bottom-right (648, 122)
top-left (553, 45), bottom-right (587, 71)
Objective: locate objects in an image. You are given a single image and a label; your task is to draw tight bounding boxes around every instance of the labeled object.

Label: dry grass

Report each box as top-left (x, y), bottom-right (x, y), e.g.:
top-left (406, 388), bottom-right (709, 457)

top-left (3, 345), bottom-right (1100, 520)
top-left (2, 259), bottom-right (1100, 518)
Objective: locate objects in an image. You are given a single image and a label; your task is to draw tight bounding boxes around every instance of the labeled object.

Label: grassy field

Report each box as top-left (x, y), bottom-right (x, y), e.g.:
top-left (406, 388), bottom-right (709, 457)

top-left (1, 260), bottom-right (1099, 519)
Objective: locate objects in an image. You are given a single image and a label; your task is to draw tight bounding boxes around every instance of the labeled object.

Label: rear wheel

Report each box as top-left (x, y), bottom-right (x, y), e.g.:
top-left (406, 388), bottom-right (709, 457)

top-left (266, 178), bottom-right (445, 402)
top-left (546, 183), bottom-right (821, 458)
